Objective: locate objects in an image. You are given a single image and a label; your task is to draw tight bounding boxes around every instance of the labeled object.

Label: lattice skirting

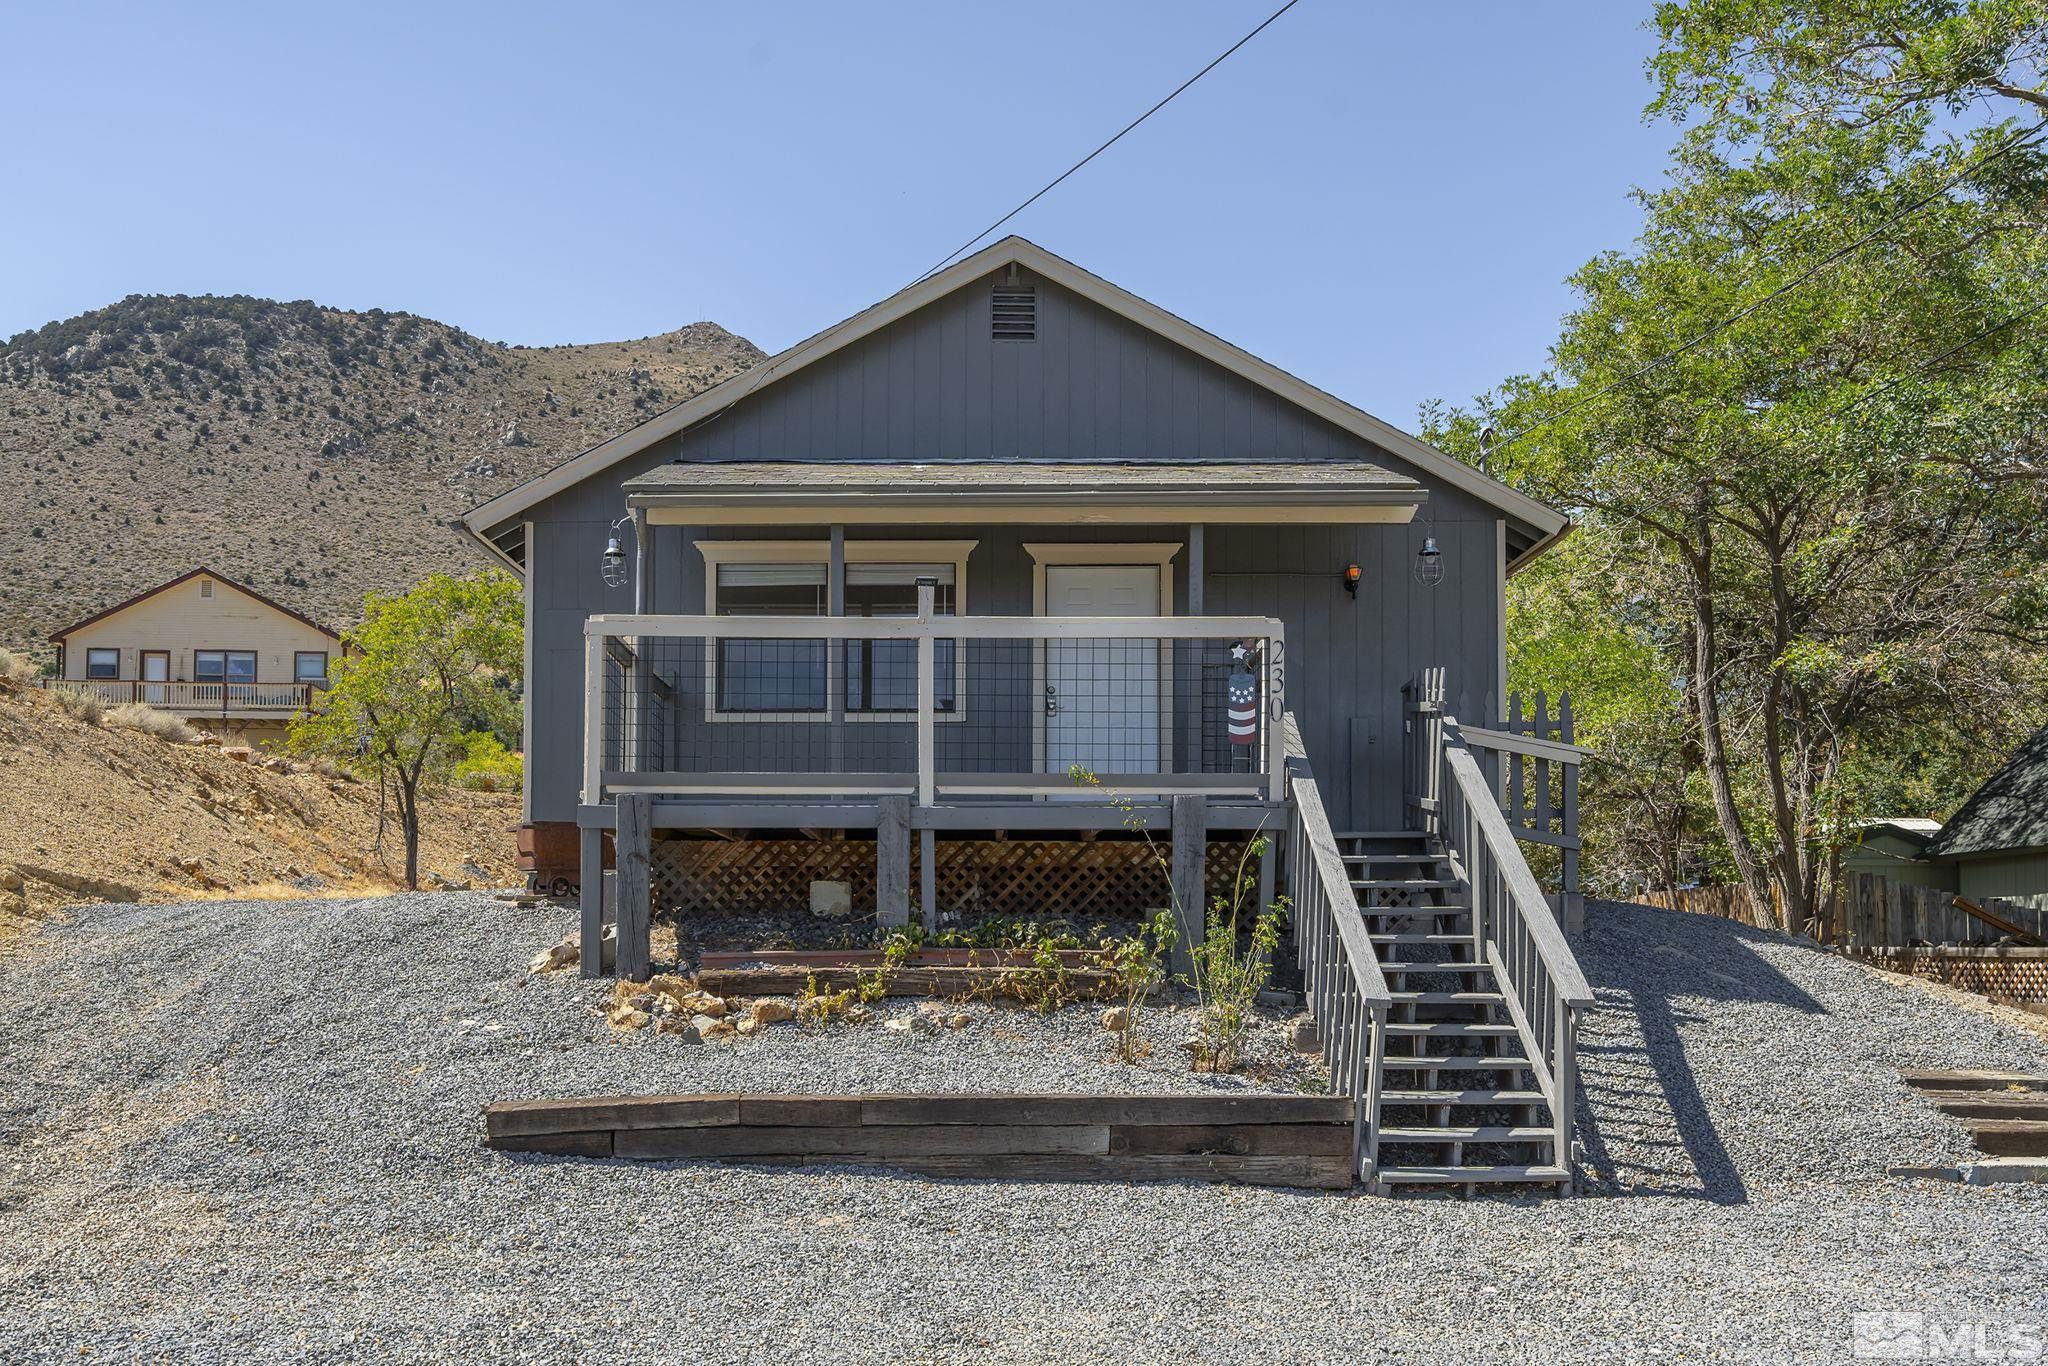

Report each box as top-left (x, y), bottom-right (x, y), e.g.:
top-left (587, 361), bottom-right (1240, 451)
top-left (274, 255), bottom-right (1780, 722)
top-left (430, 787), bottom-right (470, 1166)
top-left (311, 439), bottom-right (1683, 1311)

top-left (650, 836), bottom-right (1256, 922)
top-left (1856, 947), bottom-right (2048, 1004)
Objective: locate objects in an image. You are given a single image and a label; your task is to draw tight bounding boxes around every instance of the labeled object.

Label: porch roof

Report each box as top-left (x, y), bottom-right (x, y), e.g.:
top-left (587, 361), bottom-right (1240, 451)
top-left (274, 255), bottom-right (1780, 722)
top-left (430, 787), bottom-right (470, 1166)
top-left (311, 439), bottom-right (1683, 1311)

top-left (623, 459), bottom-right (1424, 525)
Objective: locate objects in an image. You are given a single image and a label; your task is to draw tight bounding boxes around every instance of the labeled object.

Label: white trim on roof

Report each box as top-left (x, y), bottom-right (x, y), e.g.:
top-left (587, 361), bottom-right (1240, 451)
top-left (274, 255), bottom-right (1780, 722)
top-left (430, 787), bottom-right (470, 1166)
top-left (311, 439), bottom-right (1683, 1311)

top-left (462, 237), bottom-right (1569, 556)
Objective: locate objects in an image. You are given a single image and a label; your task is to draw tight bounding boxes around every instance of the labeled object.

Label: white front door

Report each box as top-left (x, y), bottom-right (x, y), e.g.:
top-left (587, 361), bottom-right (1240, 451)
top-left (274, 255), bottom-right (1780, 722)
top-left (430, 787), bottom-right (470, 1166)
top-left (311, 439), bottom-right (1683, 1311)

top-left (140, 651), bottom-right (169, 705)
top-left (1045, 565), bottom-right (1162, 779)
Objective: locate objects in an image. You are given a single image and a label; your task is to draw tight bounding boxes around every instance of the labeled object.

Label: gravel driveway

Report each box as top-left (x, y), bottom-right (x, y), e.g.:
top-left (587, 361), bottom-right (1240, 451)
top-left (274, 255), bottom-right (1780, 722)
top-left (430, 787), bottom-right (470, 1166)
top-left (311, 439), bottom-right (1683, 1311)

top-left (3, 893), bottom-right (2046, 1362)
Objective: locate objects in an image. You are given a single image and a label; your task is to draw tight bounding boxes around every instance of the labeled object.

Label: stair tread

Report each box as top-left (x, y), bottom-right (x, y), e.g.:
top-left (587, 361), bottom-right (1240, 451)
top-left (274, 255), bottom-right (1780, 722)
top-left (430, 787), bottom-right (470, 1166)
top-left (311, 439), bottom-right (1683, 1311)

top-left (1386, 1022), bottom-right (1518, 1036)
top-left (1379, 1125), bottom-right (1555, 1142)
top-left (1383, 1088), bottom-right (1545, 1104)
top-left (1360, 904), bottom-right (1470, 915)
top-left (1387, 990), bottom-right (1502, 1004)
top-left (1380, 961), bottom-right (1491, 972)
top-left (1375, 1164), bottom-right (1569, 1184)
top-left (1380, 1056), bottom-right (1533, 1071)
top-left (1370, 933), bottom-right (1472, 944)
top-left (1353, 878), bottom-right (1461, 889)
top-left (1336, 831), bottom-right (1428, 840)
top-left (1340, 852), bottom-right (1441, 863)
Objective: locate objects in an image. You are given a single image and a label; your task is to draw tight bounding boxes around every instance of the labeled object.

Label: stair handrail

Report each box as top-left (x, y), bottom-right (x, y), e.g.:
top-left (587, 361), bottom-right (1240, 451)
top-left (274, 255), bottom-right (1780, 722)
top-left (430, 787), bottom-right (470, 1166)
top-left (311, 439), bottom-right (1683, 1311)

top-left (1281, 712), bottom-right (1392, 1185)
top-left (1436, 714), bottom-right (1594, 1189)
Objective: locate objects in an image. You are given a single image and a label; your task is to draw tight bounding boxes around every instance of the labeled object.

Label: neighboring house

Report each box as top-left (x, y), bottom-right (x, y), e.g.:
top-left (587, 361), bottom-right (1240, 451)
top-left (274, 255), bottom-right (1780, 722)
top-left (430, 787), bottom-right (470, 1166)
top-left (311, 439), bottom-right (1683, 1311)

top-left (463, 236), bottom-right (1593, 1191)
top-left (1909, 725), bottom-right (2048, 914)
top-left (44, 567), bottom-right (340, 748)
top-left (1842, 818), bottom-right (1951, 891)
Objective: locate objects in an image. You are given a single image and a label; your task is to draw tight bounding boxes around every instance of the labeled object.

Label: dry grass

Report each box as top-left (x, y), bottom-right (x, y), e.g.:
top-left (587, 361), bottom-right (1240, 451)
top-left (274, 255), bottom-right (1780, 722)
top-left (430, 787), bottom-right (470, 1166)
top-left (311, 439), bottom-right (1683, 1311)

top-left (106, 702), bottom-right (198, 743)
top-left (47, 688), bottom-right (106, 725)
top-left (0, 648), bottom-right (33, 687)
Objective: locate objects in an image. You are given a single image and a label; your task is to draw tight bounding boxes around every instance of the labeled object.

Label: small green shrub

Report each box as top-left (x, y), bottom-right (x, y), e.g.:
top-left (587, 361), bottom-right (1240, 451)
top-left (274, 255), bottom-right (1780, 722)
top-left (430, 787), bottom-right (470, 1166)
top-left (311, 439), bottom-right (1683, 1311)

top-left (452, 731), bottom-right (522, 791)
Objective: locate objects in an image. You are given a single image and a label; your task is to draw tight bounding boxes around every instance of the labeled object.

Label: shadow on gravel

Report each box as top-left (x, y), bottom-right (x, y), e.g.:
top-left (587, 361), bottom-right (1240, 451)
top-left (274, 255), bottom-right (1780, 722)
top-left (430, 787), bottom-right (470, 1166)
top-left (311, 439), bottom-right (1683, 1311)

top-left (1572, 903), bottom-right (1827, 1204)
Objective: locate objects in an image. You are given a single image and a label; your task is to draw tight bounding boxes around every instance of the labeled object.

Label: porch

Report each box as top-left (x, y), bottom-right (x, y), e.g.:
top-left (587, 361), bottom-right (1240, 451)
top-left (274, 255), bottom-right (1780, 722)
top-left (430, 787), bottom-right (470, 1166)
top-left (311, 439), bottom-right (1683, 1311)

top-left (35, 676), bottom-right (319, 719)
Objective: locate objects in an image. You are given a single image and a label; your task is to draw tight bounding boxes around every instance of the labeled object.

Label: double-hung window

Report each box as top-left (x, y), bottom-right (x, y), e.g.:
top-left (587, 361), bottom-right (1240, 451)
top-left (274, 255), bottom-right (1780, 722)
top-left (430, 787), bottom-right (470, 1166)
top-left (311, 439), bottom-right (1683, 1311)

top-left (85, 648), bottom-right (120, 680)
top-left (703, 542), bottom-right (971, 718)
top-left (294, 651), bottom-right (330, 687)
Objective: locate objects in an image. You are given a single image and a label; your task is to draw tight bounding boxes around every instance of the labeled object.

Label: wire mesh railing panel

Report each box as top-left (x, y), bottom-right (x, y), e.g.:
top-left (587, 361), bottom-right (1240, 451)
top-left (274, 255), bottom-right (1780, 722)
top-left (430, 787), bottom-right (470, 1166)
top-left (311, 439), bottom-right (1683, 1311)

top-left (589, 616), bottom-right (1285, 798)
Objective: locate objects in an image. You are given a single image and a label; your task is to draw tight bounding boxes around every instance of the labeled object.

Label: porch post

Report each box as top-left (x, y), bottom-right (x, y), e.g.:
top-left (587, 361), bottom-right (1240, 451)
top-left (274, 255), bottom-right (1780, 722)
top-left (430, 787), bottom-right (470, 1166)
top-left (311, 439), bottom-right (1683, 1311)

top-left (828, 525), bottom-right (845, 775)
top-left (616, 793), bottom-right (652, 982)
top-left (915, 577), bottom-right (938, 928)
top-left (1170, 794), bottom-right (1207, 975)
top-left (579, 824), bottom-right (606, 979)
top-left (877, 794), bottom-right (911, 927)
top-left (1183, 525), bottom-right (1205, 781)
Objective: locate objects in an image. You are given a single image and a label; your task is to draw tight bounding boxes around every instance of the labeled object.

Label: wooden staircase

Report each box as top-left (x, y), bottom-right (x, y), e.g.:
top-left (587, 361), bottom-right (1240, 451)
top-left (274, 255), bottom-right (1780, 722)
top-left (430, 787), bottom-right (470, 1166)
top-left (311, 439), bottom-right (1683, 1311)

top-left (1339, 831), bottom-right (1572, 1193)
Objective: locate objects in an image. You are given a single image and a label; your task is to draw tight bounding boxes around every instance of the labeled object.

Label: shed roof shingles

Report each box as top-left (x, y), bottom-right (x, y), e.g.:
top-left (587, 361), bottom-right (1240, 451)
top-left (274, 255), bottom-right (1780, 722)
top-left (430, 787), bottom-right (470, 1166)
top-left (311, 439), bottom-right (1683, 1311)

top-left (1925, 723), bottom-right (2048, 858)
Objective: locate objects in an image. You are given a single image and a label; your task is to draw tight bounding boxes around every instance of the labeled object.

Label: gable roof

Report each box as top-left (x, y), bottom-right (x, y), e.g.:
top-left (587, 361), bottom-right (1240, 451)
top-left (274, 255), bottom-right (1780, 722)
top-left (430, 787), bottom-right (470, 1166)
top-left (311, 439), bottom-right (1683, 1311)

top-left (463, 236), bottom-right (1569, 564)
top-left (49, 567), bottom-right (343, 643)
top-left (1924, 723), bottom-right (2048, 859)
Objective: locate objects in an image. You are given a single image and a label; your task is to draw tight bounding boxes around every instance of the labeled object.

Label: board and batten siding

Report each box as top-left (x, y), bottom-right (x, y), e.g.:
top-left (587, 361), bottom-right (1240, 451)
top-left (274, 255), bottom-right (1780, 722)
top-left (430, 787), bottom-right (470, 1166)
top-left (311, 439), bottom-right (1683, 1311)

top-left (1957, 853), bottom-right (2048, 915)
top-left (522, 265), bottom-right (1508, 831)
top-left (60, 576), bottom-right (336, 685)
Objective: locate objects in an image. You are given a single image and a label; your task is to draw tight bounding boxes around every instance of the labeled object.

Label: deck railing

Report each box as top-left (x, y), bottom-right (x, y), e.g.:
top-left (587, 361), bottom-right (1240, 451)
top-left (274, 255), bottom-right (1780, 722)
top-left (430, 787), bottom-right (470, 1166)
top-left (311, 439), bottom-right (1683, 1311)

top-left (1433, 714), bottom-right (1595, 1185)
top-left (36, 678), bottom-right (318, 713)
top-left (1282, 713), bottom-right (1392, 1184)
top-left (583, 598), bottom-right (1288, 806)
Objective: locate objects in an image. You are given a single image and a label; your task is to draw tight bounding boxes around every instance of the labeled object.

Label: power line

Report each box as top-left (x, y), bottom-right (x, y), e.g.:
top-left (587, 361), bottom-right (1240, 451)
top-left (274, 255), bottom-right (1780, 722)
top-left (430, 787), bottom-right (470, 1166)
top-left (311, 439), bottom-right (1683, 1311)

top-left (1496, 118), bottom-right (2046, 450)
top-left (909, 0), bottom-right (1305, 286)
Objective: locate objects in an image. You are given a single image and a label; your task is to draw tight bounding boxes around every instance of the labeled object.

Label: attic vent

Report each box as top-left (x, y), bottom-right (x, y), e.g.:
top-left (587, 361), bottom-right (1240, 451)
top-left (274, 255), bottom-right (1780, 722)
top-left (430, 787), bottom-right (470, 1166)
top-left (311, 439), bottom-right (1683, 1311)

top-left (199, 579), bottom-right (213, 598)
top-left (991, 285), bottom-right (1037, 341)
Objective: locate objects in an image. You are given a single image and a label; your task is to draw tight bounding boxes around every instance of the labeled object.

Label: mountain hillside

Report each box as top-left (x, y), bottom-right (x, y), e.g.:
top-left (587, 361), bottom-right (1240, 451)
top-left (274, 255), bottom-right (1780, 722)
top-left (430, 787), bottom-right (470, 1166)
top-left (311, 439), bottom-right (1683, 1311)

top-left (0, 295), bottom-right (765, 646)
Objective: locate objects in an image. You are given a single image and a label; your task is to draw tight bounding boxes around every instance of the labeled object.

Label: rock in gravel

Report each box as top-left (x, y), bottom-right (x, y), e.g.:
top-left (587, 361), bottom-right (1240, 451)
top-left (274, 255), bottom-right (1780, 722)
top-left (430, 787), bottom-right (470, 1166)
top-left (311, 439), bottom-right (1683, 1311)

top-left (608, 1006), bottom-right (651, 1030)
top-left (945, 1012), bottom-right (972, 1030)
top-left (748, 998), bottom-right (795, 1027)
top-left (1287, 1018), bottom-right (1319, 1053)
top-left (884, 1013), bottom-right (938, 1036)
top-left (529, 940), bottom-right (579, 975)
top-left (1101, 1005), bottom-right (1130, 1032)
top-left (654, 1017), bottom-right (701, 1042)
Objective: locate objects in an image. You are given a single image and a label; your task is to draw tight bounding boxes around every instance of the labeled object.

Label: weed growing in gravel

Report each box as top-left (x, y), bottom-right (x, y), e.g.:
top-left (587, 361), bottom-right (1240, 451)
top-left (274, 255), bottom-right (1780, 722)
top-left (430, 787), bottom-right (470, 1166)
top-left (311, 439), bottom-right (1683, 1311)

top-left (1069, 764), bottom-right (1288, 1074)
top-left (796, 970), bottom-right (877, 1026)
top-left (1094, 909), bottom-right (1176, 1061)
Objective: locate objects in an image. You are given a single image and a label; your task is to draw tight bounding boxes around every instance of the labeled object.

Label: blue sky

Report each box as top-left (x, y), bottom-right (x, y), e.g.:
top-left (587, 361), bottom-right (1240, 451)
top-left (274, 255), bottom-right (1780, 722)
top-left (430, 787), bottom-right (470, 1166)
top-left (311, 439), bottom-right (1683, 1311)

top-left (0, 1), bottom-right (1670, 423)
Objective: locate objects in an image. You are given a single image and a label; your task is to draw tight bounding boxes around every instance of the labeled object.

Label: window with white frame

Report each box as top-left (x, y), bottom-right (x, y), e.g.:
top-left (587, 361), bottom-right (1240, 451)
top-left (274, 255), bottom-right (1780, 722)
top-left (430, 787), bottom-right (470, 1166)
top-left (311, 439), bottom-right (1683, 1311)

top-left (294, 651), bottom-right (330, 686)
top-left (195, 650), bottom-right (256, 683)
top-left (703, 542), bottom-right (970, 717)
top-left (85, 648), bottom-right (120, 679)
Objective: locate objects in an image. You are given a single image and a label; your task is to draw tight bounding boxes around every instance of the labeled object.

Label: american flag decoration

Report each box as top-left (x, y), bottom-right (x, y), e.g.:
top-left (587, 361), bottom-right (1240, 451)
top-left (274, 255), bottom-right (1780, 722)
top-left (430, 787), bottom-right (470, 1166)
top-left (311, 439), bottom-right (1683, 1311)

top-left (1227, 670), bottom-right (1259, 745)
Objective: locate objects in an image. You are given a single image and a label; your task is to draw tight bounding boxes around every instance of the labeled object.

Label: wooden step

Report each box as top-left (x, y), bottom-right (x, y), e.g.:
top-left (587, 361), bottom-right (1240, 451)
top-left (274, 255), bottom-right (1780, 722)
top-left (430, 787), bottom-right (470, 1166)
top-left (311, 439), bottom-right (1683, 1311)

top-left (1919, 1092), bottom-right (2048, 1121)
top-left (1361, 904), bottom-right (1469, 917)
top-left (1375, 1163), bottom-right (1569, 1186)
top-left (1380, 1056), bottom-right (1533, 1072)
top-left (1379, 961), bottom-right (1492, 974)
top-left (1386, 1021), bottom-right (1518, 1038)
top-left (1387, 990), bottom-right (1502, 1006)
top-left (1902, 1069), bottom-right (2048, 1093)
top-left (1968, 1120), bottom-right (2048, 1157)
top-left (1382, 1088), bottom-right (1545, 1105)
top-left (1340, 852), bottom-right (1440, 864)
top-left (1353, 878), bottom-right (1461, 891)
top-left (1336, 831), bottom-right (1427, 841)
top-left (1378, 1125), bottom-right (1554, 1143)
top-left (1370, 932), bottom-right (1472, 945)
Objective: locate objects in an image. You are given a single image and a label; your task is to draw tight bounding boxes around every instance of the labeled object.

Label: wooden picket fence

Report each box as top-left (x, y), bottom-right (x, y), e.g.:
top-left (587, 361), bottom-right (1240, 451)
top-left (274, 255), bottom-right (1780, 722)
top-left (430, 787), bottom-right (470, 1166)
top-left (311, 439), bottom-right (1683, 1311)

top-left (1643, 873), bottom-right (2048, 949)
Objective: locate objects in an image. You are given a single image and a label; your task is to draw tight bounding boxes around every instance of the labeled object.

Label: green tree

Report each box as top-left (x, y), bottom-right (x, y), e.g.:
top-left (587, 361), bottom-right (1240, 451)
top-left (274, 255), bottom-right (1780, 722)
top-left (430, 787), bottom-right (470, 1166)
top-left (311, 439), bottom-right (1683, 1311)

top-left (289, 570), bottom-right (523, 888)
top-left (1432, 21), bottom-right (2048, 929)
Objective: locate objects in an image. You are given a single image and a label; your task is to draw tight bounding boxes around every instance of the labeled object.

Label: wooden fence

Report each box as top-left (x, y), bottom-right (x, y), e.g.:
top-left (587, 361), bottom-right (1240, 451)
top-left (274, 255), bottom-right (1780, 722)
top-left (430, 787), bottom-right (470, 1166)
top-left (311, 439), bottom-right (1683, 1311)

top-left (1643, 874), bottom-right (2048, 948)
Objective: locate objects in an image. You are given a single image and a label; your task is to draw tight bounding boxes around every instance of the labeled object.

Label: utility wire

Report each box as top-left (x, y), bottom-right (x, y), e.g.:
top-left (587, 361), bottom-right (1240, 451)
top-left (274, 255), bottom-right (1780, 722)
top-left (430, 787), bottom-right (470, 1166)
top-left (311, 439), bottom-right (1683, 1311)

top-left (909, 0), bottom-right (1305, 285)
top-left (1496, 118), bottom-right (2047, 450)
top-left (678, 1), bottom-right (1305, 446)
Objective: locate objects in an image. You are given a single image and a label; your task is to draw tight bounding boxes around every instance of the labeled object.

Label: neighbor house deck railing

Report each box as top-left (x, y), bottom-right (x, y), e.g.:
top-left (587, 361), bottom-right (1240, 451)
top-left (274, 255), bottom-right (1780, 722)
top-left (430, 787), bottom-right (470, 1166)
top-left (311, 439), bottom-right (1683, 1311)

top-left (36, 678), bottom-right (318, 713)
top-left (1282, 712), bottom-right (1391, 1184)
top-left (582, 595), bottom-right (1288, 807)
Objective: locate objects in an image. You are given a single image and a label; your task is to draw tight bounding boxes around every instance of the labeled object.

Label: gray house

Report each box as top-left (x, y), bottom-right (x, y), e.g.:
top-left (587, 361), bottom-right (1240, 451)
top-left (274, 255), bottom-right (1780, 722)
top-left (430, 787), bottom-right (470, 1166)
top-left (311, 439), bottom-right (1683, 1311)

top-left (467, 234), bottom-right (1565, 856)
top-left (462, 236), bottom-right (1593, 1192)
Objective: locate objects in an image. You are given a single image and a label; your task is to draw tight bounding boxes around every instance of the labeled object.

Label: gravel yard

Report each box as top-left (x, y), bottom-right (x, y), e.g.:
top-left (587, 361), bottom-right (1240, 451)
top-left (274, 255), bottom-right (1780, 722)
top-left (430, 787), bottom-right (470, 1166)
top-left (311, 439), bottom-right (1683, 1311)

top-left (3, 894), bottom-right (2047, 1362)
